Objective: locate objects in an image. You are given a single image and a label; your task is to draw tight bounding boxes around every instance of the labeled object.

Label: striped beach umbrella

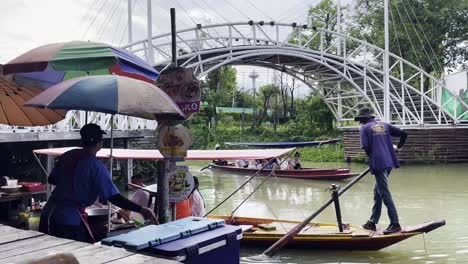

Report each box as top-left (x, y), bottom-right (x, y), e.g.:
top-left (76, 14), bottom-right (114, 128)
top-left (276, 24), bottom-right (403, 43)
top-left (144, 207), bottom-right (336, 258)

top-left (2, 41), bottom-right (158, 88)
top-left (24, 75), bottom-right (185, 120)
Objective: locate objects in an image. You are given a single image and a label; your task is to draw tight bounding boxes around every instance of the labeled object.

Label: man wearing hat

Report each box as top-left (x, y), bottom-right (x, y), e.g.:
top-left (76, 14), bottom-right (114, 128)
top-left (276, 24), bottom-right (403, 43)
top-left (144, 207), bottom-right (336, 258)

top-left (355, 108), bottom-right (407, 234)
top-left (39, 123), bottom-right (157, 243)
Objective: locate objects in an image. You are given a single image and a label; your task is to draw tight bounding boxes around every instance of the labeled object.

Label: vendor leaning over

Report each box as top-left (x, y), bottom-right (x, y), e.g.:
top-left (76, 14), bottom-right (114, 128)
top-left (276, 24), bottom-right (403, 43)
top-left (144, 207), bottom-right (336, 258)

top-left (39, 124), bottom-right (157, 243)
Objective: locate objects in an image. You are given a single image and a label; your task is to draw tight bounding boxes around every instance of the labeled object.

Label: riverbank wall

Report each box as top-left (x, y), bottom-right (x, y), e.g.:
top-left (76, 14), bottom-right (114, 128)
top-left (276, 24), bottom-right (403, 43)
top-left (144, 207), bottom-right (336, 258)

top-left (343, 127), bottom-right (468, 163)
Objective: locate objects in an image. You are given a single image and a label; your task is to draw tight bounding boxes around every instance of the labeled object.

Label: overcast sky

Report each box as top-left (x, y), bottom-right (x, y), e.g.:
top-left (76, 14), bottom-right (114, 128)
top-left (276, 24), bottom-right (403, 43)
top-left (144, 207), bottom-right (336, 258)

top-left (0, 0), bottom-right (349, 97)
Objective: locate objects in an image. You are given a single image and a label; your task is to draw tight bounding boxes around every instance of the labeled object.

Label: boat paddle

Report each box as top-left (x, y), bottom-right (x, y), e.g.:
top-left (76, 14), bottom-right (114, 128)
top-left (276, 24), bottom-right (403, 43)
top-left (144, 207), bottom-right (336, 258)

top-left (200, 164), bottom-right (212, 172)
top-left (262, 167), bottom-right (370, 257)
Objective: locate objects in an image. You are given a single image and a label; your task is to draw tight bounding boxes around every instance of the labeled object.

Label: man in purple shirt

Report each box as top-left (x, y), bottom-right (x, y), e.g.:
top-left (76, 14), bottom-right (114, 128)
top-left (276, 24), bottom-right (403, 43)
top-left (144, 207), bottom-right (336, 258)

top-left (356, 108), bottom-right (407, 234)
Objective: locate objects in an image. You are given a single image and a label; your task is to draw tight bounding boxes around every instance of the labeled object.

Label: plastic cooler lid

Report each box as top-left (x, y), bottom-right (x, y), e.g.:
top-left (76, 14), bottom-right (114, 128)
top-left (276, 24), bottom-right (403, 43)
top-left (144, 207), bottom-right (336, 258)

top-left (147, 225), bottom-right (242, 259)
top-left (101, 217), bottom-right (225, 250)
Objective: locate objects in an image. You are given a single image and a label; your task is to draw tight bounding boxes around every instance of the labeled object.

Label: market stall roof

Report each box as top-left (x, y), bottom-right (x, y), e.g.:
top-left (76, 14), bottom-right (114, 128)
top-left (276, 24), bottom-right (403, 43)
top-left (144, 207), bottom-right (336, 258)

top-left (33, 147), bottom-right (295, 160)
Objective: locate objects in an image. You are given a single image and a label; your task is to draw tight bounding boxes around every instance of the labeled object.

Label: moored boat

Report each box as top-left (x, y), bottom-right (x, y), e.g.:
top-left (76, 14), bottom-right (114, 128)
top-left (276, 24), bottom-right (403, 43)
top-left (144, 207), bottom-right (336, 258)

top-left (210, 164), bottom-right (358, 180)
top-left (209, 215), bottom-right (446, 251)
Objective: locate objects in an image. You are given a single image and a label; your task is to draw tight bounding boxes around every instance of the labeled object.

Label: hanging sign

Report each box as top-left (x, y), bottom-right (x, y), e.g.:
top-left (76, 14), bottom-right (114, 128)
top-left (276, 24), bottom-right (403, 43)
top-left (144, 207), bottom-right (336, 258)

top-left (168, 165), bottom-right (194, 203)
top-left (157, 124), bottom-right (192, 161)
top-left (156, 67), bottom-right (201, 116)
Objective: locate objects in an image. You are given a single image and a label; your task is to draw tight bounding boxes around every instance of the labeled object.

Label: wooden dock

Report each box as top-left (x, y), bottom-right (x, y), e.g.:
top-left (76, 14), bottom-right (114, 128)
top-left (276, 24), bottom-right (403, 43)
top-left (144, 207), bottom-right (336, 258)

top-left (0, 224), bottom-right (178, 264)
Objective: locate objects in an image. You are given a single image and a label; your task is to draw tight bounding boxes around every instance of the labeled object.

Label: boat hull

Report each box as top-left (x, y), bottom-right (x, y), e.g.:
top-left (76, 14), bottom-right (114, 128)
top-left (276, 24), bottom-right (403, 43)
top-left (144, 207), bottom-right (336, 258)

top-left (210, 164), bottom-right (357, 180)
top-left (209, 216), bottom-right (445, 251)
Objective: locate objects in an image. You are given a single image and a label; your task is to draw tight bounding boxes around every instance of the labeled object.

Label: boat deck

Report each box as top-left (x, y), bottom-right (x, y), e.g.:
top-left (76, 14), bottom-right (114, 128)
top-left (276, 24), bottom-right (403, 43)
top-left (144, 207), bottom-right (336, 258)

top-left (0, 224), bottom-right (178, 264)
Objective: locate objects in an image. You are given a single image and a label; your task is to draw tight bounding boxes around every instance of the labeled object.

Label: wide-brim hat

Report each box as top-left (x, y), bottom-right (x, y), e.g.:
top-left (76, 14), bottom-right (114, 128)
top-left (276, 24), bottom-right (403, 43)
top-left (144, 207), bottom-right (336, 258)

top-left (354, 108), bottom-right (375, 121)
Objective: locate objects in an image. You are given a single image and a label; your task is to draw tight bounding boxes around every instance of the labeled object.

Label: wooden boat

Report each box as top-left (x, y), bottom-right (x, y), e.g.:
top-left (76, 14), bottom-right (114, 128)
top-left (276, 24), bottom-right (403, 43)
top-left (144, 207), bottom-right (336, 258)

top-left (209, 164), bottom-right (358, 180)
top-left (210, 215), bottom-right (446, 250)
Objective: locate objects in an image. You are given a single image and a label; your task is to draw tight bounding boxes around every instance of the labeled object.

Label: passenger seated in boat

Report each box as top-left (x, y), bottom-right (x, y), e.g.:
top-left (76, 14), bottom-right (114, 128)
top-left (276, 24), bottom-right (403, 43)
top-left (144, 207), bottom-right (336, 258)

top-left (236, 159), bottom-right (248, 168)
top-left (272, 158), bottom-right (281, 170)
top-left (213, 144), bottom-right (228, 165)
top-left (265, 159), bottom-right (273, 170)
top-left (256, 159), bottom-right (265, 169)
top-left (293, 152), bottom-right (302, 170)
top-left (248, 160), bottom-right (257, 169)
top-left (280, 158), bottom-right (295, 170)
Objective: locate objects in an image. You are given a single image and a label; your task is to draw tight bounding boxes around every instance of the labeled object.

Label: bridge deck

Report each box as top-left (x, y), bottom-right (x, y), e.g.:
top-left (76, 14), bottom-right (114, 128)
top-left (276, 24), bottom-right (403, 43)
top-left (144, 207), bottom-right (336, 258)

top-left (0, 224), bottom-right (177, 264)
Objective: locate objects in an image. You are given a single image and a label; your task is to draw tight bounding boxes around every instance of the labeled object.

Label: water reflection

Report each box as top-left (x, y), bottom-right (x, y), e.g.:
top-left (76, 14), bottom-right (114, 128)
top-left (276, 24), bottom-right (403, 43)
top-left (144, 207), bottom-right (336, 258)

top-left (187, 161), bottom-right (468, 263)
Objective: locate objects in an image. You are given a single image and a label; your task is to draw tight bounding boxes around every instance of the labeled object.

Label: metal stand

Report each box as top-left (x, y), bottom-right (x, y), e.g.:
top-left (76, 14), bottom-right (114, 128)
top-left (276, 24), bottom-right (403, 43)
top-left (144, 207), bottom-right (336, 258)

top-left (329, 184), bottom-right (343, 232)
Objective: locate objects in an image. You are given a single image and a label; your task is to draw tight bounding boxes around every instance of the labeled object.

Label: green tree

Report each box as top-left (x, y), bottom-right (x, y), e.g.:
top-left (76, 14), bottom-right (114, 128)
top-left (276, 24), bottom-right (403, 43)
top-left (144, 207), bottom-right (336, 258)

top-left (202, 66), bottom-right (237, 127)
top-left (296, 94), bottom-right (335, 134)
top-left (253, 84), bottom-right (280, 129)
top-left (350, 0), bottom-right (467, 75)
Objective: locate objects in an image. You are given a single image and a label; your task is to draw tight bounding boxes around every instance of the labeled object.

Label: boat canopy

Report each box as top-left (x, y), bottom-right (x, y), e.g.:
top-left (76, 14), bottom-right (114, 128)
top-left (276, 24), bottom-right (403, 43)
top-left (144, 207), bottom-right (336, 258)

top-left (33, 147), bottom-right (295, 160)
top-left (224, 139), bottom-right (341, 148)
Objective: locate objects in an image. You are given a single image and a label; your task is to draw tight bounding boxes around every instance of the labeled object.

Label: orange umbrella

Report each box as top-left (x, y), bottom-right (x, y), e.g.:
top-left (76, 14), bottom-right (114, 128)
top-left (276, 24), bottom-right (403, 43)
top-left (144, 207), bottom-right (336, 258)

top-left (0, 76), bottom-right (65, 126)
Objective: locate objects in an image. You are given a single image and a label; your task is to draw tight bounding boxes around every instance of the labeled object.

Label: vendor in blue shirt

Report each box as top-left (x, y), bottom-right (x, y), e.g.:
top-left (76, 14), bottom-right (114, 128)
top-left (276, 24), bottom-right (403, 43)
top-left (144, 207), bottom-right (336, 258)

top-left (356, 108), bottom-right (407, 234)
top-left (39, 123), bottom-right (157, 243)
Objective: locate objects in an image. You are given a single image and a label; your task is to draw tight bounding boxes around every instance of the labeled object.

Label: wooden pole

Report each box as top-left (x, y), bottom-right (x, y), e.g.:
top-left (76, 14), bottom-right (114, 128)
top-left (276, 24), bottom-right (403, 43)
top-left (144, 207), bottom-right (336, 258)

top-left (157, 160), bottom-right (170, 223)
top-left (171, 8), bottom-right (177, 66)
top-left (263, 167), bottom-right (370, 257)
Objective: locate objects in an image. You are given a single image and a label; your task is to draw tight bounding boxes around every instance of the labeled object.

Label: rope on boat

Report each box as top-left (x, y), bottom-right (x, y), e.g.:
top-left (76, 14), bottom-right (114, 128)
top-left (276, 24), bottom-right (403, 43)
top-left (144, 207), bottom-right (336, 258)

top-left (204, 149), bottom-right (295, 217)
top-left (423, 232), bottom-right (428, 255)
top-left (268, 168), bottom-right (307, 224)
top-left (263, 196), bottom-right (288, 232)
top-left (228, 151), bottom-right (296, 219)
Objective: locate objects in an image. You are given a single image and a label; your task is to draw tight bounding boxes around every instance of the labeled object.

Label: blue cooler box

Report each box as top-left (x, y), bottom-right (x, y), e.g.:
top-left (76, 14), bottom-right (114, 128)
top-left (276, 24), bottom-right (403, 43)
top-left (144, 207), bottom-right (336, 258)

top-left (102, 217), bottom-right (225, 250)
top-left (146, 225), bottom-right (242, 264)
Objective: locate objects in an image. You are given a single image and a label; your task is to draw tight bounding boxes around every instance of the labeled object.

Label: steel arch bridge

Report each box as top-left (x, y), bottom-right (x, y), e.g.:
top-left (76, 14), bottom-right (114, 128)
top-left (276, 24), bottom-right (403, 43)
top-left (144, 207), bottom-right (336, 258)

top-left (123, 21), bottom-right (467, 128)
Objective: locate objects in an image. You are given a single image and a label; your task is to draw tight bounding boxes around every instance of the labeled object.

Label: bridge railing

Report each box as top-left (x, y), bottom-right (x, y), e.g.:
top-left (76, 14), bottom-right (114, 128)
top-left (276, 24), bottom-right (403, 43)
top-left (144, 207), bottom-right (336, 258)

top-left (122, 21), bottom-right (467, 126)
top-left (0, 111), bottom-right (158, 132)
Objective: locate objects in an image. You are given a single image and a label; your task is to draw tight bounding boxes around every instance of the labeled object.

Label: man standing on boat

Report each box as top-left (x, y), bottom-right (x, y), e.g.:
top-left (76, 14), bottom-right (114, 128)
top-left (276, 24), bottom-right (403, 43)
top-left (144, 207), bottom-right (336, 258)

top-left (39, 124), bottom-right (157, 243)
top-left (356, 108), bottom-right (407, 234)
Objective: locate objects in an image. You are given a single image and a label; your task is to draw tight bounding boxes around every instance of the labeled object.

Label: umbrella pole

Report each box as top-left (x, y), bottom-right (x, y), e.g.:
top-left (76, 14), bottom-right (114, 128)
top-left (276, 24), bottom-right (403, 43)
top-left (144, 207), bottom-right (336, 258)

top-left (107, 115), bottom-right (115, 233)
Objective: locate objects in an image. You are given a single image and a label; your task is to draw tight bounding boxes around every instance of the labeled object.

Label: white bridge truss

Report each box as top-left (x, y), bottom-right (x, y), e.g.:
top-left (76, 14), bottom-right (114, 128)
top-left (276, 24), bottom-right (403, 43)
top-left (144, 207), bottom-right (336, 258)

top-left (124, 21), bottom-right (468, 127)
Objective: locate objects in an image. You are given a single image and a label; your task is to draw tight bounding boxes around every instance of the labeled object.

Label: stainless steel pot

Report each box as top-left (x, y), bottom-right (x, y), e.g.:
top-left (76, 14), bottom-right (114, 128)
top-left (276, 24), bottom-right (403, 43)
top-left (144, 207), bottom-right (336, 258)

top-left (85, 207), bottom-right (117, 217)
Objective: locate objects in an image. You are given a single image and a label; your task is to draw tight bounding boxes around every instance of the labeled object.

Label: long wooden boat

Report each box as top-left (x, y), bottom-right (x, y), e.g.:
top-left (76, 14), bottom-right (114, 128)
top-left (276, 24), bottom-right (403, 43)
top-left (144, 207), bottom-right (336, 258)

top-left (210, 215), bottom-right (446, 250)
top-left (209, 164), bottom-right (358, 180)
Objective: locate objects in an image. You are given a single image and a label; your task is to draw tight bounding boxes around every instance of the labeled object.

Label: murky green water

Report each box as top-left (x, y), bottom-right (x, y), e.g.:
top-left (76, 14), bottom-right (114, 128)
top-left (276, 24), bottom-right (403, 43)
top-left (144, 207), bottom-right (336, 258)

top-left (186, 161), bottom-right (468, 264)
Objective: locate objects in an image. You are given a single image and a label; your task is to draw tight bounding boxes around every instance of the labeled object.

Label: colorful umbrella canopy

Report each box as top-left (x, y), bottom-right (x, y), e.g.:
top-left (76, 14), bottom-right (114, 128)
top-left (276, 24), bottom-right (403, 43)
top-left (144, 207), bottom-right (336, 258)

top-left (24, 75), bottom-right (185, 120)
top-left (2, 41), bottom-right (158, 88)
top-left (0, 77), bottom-right (65, 126)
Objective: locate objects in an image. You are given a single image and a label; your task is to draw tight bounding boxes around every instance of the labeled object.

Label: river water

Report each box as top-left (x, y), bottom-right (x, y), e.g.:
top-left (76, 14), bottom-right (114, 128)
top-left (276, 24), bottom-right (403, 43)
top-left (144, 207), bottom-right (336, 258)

top-left (186, 161), bottom-right (468, 264)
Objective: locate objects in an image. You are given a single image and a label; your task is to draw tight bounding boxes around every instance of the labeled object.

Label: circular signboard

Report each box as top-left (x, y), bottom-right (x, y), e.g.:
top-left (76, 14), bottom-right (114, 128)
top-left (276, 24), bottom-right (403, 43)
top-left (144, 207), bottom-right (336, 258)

top-left (168, 166), bottom-right (194, 203)
top-left (157, 124), bottom-right (192, 160)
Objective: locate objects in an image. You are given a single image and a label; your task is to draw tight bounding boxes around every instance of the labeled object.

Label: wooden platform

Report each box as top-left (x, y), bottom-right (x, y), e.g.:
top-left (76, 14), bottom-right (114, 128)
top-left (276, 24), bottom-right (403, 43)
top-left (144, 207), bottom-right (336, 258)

top-left (0, 224), bottom-right (178, 264)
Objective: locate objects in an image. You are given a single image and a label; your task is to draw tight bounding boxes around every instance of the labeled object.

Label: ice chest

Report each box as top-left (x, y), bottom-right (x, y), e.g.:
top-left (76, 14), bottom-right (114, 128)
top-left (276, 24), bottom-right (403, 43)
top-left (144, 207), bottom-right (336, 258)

top-left (102, 217), bottom-right (225, 250)
top-left (146, 224), bottom-right (242, 264)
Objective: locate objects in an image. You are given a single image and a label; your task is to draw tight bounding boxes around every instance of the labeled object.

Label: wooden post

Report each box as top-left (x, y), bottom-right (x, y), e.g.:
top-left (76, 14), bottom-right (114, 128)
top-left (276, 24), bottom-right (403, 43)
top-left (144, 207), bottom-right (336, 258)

top-left (241, 111), bottom-right (245, 132)
top-left (157, 160), bottom-right (170, 223)
top-left (46, 142), bottom-right (54, 199)
top-left (123, 139), bottom-right (133, 191)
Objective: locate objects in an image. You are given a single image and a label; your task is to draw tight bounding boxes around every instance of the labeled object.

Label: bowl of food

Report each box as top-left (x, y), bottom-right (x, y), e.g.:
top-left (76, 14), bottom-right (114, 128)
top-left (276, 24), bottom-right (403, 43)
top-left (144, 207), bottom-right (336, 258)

top-left (1, 185), bottom-right (22, 193)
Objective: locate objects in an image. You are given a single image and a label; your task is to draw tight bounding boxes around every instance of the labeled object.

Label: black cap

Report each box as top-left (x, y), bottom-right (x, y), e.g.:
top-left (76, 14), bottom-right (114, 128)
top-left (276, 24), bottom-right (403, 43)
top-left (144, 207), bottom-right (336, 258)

top-left (354, 108), bottom-right (375, 121)
top-left (80, 123), bottom-right (106, 146)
